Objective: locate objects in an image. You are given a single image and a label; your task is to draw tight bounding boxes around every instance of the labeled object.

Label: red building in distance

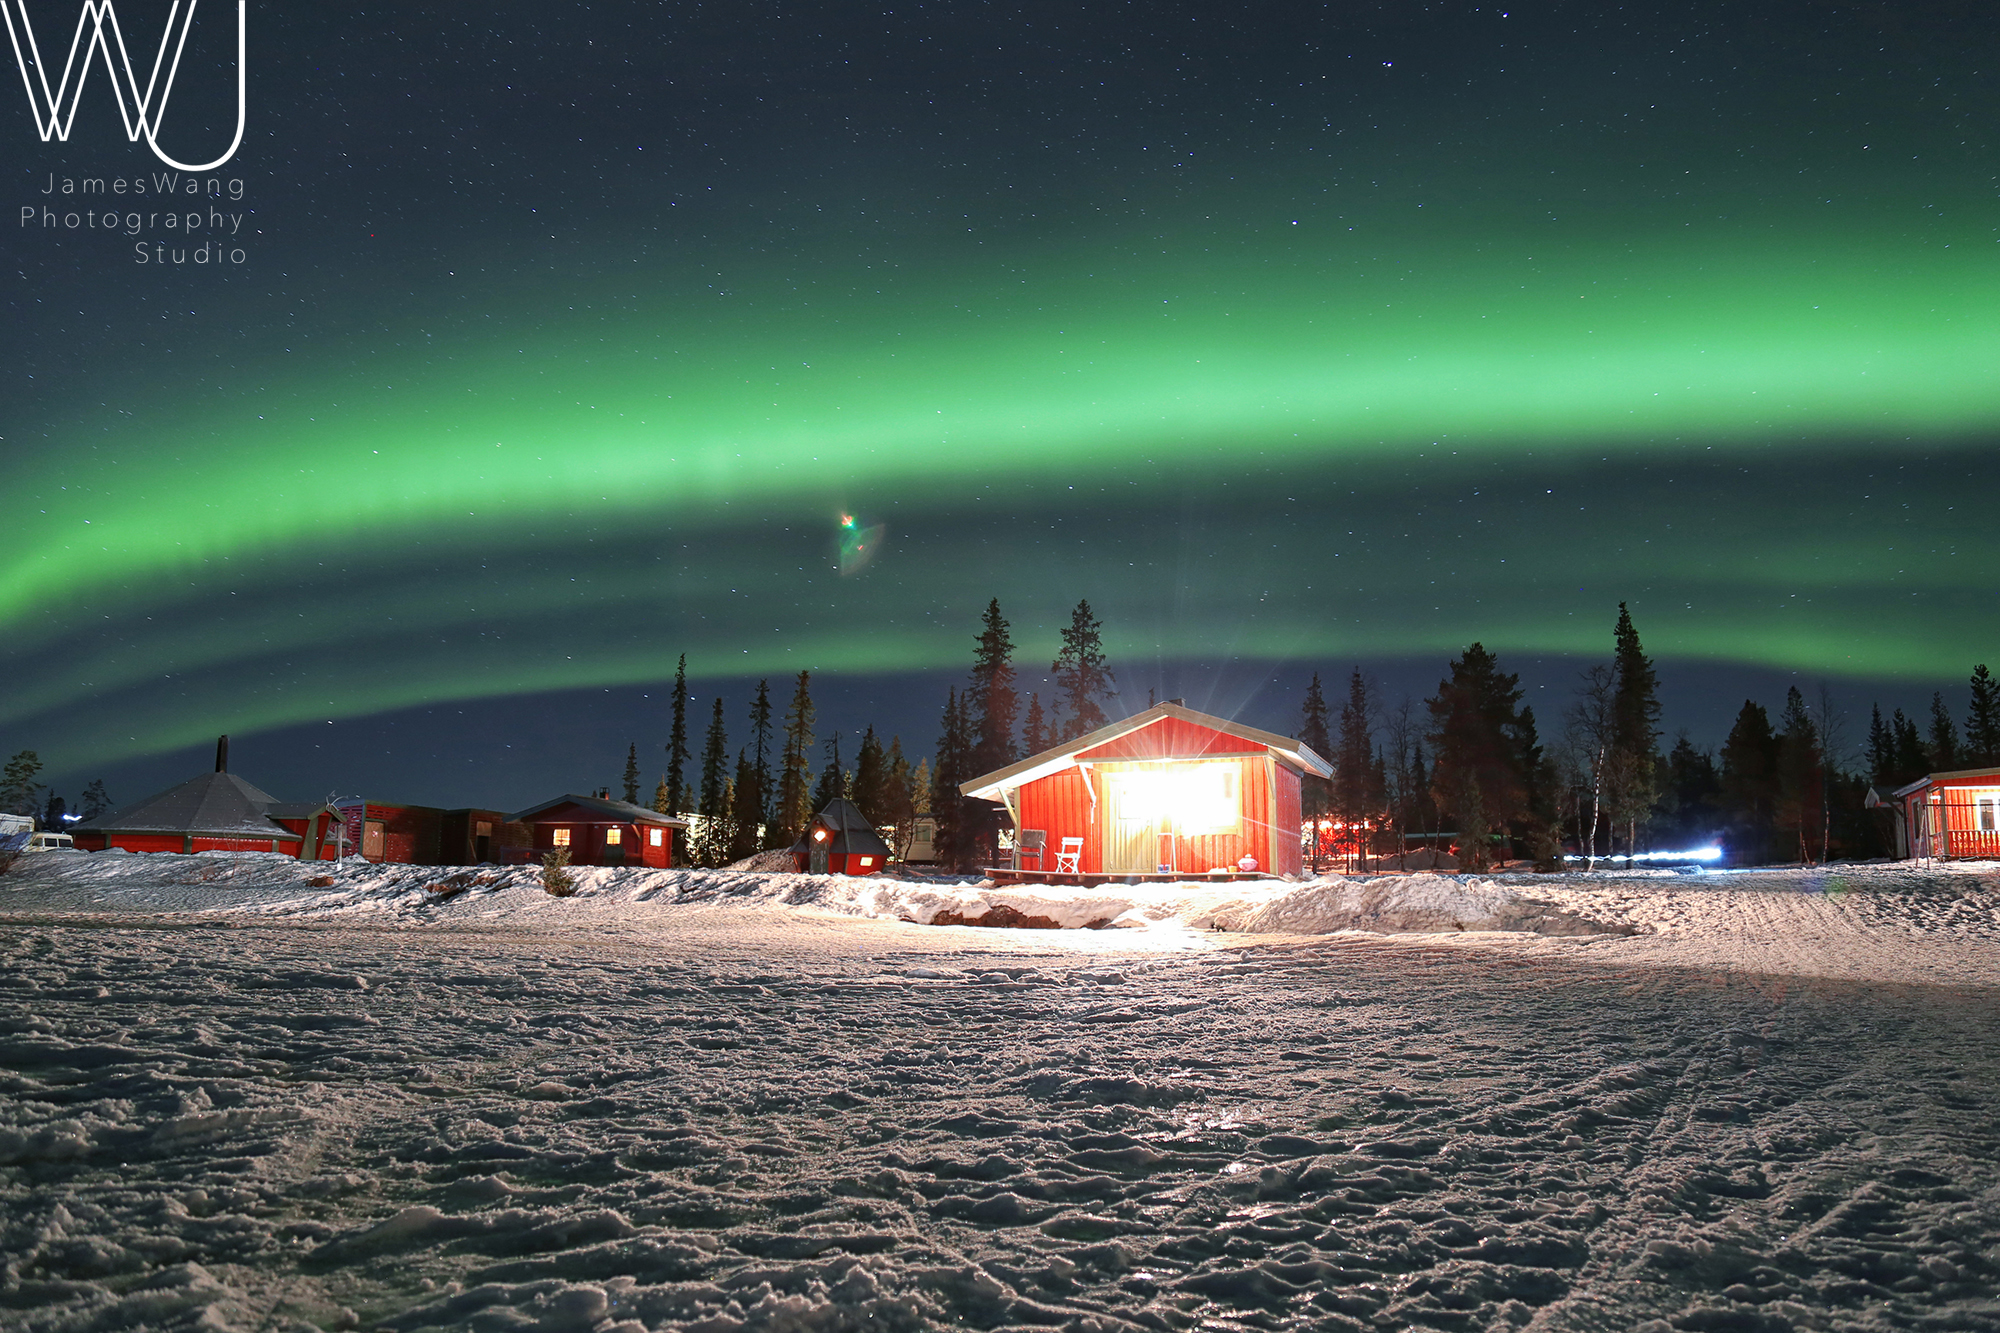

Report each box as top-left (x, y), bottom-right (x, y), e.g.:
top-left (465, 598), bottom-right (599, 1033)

top-left (508, 792), bottom-right (686, 868)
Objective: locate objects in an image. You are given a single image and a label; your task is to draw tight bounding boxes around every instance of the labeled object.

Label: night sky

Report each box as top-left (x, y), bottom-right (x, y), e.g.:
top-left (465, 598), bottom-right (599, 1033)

top-left (6, 0), bottom-right (1997, 810)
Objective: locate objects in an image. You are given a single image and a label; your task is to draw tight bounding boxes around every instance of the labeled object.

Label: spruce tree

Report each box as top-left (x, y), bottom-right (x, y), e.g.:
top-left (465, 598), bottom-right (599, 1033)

top-left (696, 698), bottom-right (729, 866)
top-left (704, 696), bottom-right (736, 860)
top-left (1658, 735), bottom-right (1722, 850)
top-left (1966, 664), bottom-right (2000, 767)
top-left (1333, 670), bottom-right (1380, 871)
top-left (79, 779), bottom-right (110, 823)
top-left (622, 743), bottom-right (641, 805)
top-left (1051, 600), bottom-right (1115, 740)
top-left (776, 671), bottom-right (816, 845)
top-left (1425, 644), bottom-right (1528, 871)
top-left (1609, 603), bottom-right (1663, 853)
top-left (967, 599), bottom-right (1019, 775)
top-left (728, 753), bottom-right (763, 862)
top-left (1776, 687), bottom-right (1822, 863)
top-left (749, 680), bottom-right (776, 838)
top-left (0, 751), bottom-right (44, 817)
top-left (1720, 701), bottom-right (1779, 864)
top-left (41, 794), bottom-right (67, 832)
top-left (665, 655), bottom-right (691, 817)
top-left (1299, 673), bottom-right (1333, 868)
top-left (1927, 693), bottom-right (1959, 772)
top-left (1867, 705), bottom-right (1892, 788)
top-left (652, 776), bottom-right (670, 814)
top-left (1021, 693), bottom-right (1047, 757)
top-left (852, 728), bottom-right (889, 824)
top-left (813, 733), bottom-right (847, 813)
top-left (932, 688), bottom-right (974, 869)
top-left (1890, 709), bottom-right (1927, 787)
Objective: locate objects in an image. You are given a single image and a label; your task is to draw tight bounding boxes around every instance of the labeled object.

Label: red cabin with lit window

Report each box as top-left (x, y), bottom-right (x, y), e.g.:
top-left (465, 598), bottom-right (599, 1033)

top-left (507, 793), bottom-right (685, 868)
top-left (1881, 766), bottom-right (2000, 860)
top-left (960, 702), bottom-right (1330, 878)
top-left (790, 798), bottom-right (891, 875)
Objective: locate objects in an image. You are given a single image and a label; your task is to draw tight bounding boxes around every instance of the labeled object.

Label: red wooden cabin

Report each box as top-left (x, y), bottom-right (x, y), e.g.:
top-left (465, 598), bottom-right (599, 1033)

top-left (960, 702), bottom-right (1331, 878)
top-left (1882, 766), bottom-right (2000, 860)
top-left (70, 736), bottom-right (337, 857)
top-left (507, 792), bottom-right (686, 868)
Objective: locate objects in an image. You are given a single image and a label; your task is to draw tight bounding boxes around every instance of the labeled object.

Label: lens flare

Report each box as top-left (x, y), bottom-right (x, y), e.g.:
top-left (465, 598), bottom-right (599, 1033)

top-left (838, 517), bottom-right (887, 577)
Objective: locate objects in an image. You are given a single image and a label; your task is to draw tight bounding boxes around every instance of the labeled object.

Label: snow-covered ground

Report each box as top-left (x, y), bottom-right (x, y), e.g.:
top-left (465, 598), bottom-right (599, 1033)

top-left (2, 853), bottom-right (1997, 1332)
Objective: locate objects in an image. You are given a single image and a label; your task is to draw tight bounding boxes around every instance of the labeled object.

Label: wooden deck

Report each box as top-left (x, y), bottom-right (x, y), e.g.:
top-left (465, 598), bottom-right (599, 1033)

top-left (981, 867), bottom-right (1282, 887)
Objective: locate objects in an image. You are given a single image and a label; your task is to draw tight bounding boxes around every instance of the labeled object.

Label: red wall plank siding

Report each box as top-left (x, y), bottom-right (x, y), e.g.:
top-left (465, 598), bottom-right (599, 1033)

top-left (1079, 717), bottom-right (1253, 763)
top-left (1014, 750), bottom-right (1305, 876)
top-left (1017, 767), bottom-right (1099, 873)
top-left (1272, 765), bottom-right (1302, 876)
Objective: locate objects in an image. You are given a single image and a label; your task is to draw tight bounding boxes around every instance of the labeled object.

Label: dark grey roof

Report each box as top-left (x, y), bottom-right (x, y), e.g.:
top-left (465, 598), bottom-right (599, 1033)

top-left (507, 794), bottom-right (689, 826)
top-left (790, 798), bottom-right (891, 857)
top-left (75, 771), bottom-right (302, 841)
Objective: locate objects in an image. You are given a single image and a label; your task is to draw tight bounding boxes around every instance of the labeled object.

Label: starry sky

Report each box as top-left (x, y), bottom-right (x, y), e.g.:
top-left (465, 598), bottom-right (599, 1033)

top-left (5, 0), bottom-right (1998, 809)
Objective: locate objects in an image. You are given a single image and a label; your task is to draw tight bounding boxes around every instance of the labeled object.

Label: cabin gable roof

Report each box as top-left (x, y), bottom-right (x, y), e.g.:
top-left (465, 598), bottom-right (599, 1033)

top-left (960, 701), bottom-right (1330, 801)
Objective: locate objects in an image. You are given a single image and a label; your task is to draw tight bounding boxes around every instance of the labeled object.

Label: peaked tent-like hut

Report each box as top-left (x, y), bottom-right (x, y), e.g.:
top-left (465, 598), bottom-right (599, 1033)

top-left (507, 792), bottom-right (686, 868)
top-left (71, 736), bottom-right (340, 856)
top-left (960, 702), bottom-right (1331, 879)
top-left (790, 797), bottom-right (891, 875)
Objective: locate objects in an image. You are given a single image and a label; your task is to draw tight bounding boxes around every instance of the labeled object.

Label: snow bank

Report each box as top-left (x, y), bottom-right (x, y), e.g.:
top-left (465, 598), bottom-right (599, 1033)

top-left (3, 851), bottom-right (1631, 939)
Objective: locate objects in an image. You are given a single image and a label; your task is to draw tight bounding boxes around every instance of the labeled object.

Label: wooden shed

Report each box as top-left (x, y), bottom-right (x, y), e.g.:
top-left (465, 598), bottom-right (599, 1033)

top-left (507, 792), bottom-right (686, 868)
top-left (960, 702), bottom-right (1331, 879)
top-left (790, 798), bottom-right (891, 875)
top-left (1881, 766), bottom-right (2000, 860)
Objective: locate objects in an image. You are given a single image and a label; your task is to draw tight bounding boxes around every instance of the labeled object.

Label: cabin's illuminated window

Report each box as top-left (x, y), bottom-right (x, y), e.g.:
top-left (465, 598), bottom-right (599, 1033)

top-left (649, 827), bottom-right (663, 846)
top-left (858, 856), bottom-right (874, 867)
top-left (552, 828), bottom-right (571, 847)
top-left (605, 827), bottom-right (623, 845)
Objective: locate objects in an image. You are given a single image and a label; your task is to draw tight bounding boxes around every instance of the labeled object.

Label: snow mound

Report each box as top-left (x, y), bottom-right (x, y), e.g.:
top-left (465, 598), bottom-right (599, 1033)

top-left (1234, 873), bottom-right (1635, 936)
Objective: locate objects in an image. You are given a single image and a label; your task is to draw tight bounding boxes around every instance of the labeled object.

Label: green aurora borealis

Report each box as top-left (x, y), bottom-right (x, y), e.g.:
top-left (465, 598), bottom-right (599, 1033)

top-left (6, 0), bottom-right (1998, 792)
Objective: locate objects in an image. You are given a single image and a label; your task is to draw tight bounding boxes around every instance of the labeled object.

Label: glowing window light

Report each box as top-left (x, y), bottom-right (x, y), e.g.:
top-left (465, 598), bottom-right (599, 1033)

top-left (858, 856), bottom-right (873, 867)
top-left (813, 828), bottom-right (829, 842)
top-left (552, 828), bottom-right (571, 847)
top-left (605, 827), bottom-right (622, 845)
top-left (649, 827), bottom-right (663, 845)
top-left (1114, 766), bottom-right (1239, 833)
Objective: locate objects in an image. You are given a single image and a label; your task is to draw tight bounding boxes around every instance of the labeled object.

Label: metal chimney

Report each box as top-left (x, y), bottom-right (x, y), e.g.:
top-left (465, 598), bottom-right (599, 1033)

top-left (215, 735), bottom-right (229, 773)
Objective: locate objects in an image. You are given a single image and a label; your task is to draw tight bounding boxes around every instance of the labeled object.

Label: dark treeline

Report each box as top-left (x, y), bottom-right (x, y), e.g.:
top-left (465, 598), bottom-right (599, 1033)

top-left (640, 658), bottom-right (929, 868)
top-left (1, 750), bottom-right (111, 833)
top-left (1301, 607), bottom-right (1999, 870)
top-left (653, 601), bottom-right (1993, 872)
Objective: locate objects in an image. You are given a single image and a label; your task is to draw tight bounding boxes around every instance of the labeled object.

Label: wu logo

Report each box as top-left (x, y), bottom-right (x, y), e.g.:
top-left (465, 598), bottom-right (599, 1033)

top-left (3, 0), bottom-right (244, 171)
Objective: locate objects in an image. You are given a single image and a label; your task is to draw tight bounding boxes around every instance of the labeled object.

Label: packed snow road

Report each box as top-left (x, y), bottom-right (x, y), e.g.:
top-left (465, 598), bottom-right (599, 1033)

top-left (1, 861), bottom-right (1997, 1333)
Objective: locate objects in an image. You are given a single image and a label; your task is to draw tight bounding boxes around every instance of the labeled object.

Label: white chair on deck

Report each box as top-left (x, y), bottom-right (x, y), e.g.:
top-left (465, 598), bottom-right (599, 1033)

top-left (1054, 836), bottom-right (1083, 875)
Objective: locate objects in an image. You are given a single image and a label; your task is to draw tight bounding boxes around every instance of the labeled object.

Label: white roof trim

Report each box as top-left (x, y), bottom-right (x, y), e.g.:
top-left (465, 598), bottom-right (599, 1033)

top-left (960, 702), bottom-right (1330, 801)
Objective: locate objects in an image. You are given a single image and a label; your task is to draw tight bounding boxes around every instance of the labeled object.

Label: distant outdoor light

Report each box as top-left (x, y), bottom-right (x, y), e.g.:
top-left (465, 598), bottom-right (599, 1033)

top-left (813, 828), bottom-right (829, 842)
top-left (1627, 846), bottom-right (1724, 862)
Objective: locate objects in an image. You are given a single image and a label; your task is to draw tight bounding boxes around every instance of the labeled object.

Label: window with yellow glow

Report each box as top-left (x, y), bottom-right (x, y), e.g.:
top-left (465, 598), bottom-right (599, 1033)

top-left (552, 828), bottom-right (571, 847)
top-left (1112, 766), bottom-right (1239, 833)
top-left (649, 827), bottom-right (663, 845)
top-left (605, 827), bottom-right (622, 845)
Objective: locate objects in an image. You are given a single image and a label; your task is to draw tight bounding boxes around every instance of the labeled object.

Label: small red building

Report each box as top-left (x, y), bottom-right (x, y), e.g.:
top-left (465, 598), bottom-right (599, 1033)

top-left (791, 798), bottom-right (892, 875)
top-left (71, 738), bottom-right (340, 857)
top-left (507, 793), bottom-right (686, 868)
top-left (960, 701), bottom-right (1331, 879)
top-left (1881, 767), bottom-right (2000, 860)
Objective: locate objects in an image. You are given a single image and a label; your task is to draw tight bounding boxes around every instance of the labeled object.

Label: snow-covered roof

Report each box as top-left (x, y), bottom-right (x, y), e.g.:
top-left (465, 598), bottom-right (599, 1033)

top-left (74, 770), bottom-right (303, 841)
top-left (960, 701), bottom-right (1331, 802)
top-left (507, 794), bottom-right (690, 826)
